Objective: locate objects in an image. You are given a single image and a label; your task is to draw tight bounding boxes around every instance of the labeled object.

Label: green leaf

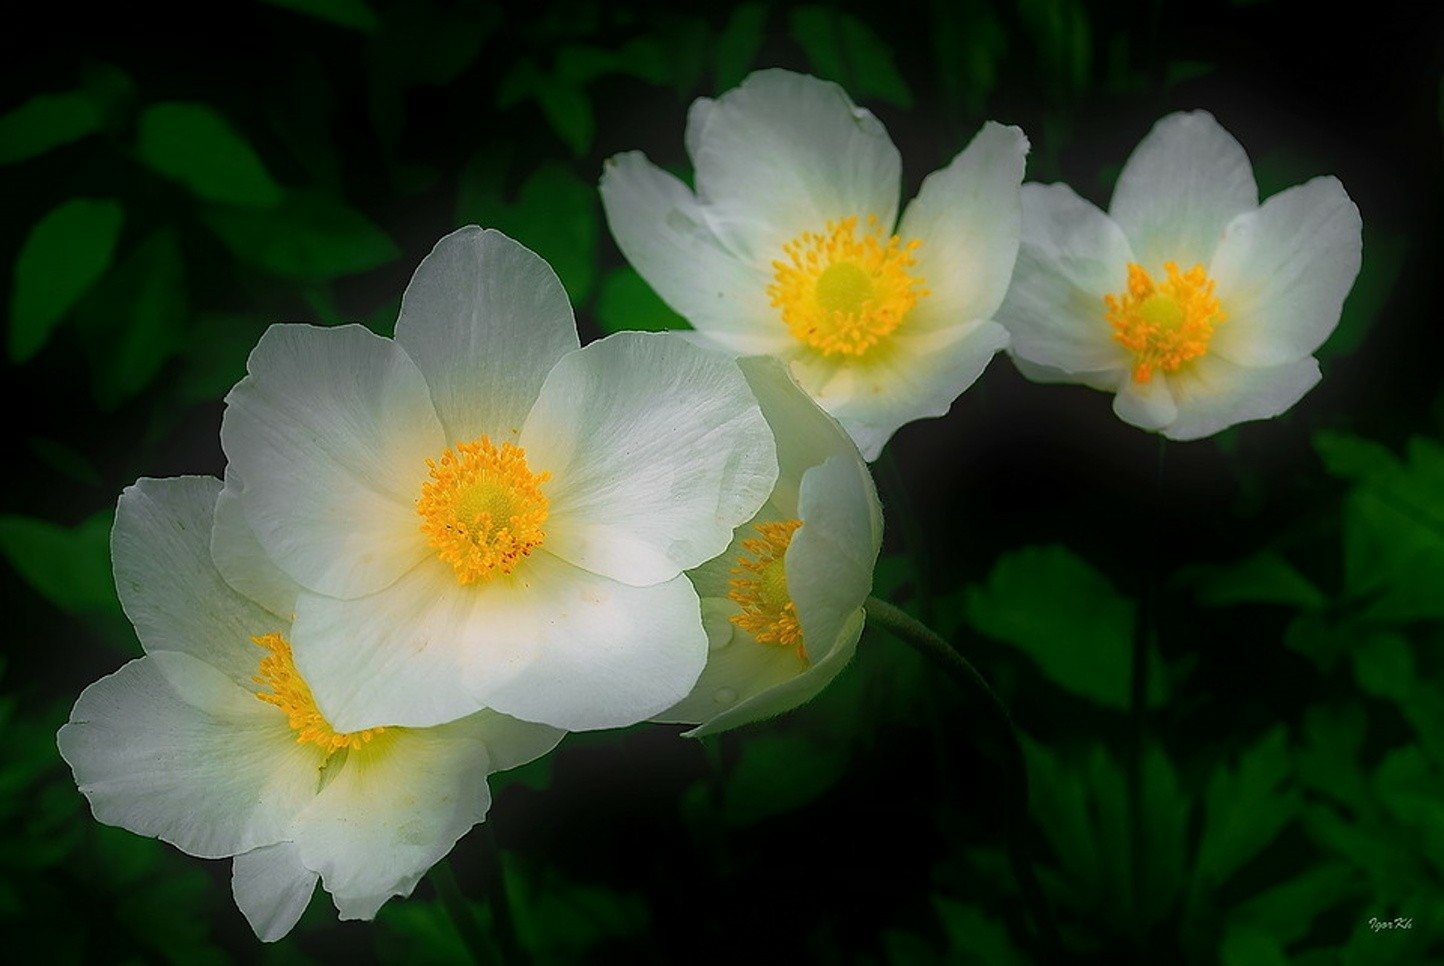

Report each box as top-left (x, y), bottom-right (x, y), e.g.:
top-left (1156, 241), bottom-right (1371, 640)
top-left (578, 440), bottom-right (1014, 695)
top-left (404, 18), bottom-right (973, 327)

top-left (1314, 432), bottom-right (1401, 482)
top-left (9, 198), bottom-right (125, 362)
top-left (260, 0), bottom-right (378, 32)
top-left (1231, 862), bottom-right (1359, 948)
top-left (1351, 633), bottom-right (1413, 701)
top-left (203, 189), bottom-right (399, 280)
top-left (0, 512), bottom-right (118, 615)
top-left (933, 899), bottom-right (1030, 964)
top-left (723, 730), bottom-right (850, 825)
top-left (26, 437), bottom-right (103, 488)
top-left (595, 268), bottom-right (687, 334)
top-left (370, 1), bottom-right (501, 87)
top-left (928, 0), bottom-right (1008, 116)
top-left (377, 898), bottom-right (475, 964)
top-left (1196, 727), bottom-right (1298, 887)
top-left (0, 90), bottom-right (103, 164)
top-left (174, 313), bottom-right (272, 404)
top-left (1139, 745), bottom-right (1191, 925)
top-left (137, 102), bottom-right (283, 208)
top-left (1183, 550), bottom-right (1325, 610)
top-left (1017, 0), bottom-right (1093, 99)
top-left (1283, 611), bottom-right (1354, 671)
top-left (1220, 924), bottom-right (1289, 966)
top-left (1320, 227), bottom-right (1406, 359)
top-left (504, 856), bottom-right (650, 959)
top-left (965, 545), bottom-right (1163, 710)
top-left (788, 6), bottom-right (913, 107)
top-left (1297, 703), bottom-right (1369, 813)
top-left (715, 4), bottom-right (768, 90)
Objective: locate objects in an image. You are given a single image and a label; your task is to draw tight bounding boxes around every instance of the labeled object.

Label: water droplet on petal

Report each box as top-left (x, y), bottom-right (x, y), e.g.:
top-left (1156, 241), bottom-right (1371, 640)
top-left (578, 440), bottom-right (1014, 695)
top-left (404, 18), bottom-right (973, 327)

top-left (714, 688), bottom-right (737, 706)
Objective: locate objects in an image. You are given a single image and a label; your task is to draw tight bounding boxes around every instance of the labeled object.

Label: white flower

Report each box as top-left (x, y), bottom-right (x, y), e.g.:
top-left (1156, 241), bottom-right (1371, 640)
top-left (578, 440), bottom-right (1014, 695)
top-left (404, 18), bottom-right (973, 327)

top-left (995, 110), bottom-right (1363, 440)
top-left (600, 68), bottom-right (1028, 460)
top-left (58, 476), bottom-right (564, 941)
top-left (218, 227), bottom-right (778, 733)
top-left (656, 358), bottom-right (882, 736)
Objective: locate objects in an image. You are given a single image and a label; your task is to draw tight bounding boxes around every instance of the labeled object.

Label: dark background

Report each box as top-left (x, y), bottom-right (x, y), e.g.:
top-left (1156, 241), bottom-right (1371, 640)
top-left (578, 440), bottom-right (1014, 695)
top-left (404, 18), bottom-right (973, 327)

top-left (1, 0), bottom-right (1441, 962)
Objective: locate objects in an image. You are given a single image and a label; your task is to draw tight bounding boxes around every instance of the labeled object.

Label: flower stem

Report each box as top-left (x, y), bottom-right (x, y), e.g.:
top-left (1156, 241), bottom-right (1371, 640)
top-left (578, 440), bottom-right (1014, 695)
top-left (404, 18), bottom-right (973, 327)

top-left (863, 596), bottom-right (1060, 951)
top-left (431, 859), bottom-right (499, 966)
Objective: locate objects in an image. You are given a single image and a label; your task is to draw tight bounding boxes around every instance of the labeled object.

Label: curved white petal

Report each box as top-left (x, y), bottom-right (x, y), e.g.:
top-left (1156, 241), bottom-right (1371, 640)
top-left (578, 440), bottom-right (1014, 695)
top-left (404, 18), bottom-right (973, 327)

top-left (996, 182), bottom-right (1134, 376)
top-left (1163, 354), bottom-right (1321, 441)
top-left (212, 473), bottom-right (298, 622)
top-left (58, 656), bottom-right (321, 860)
top-left (599, 153), bottom-right (787, 352)
top-left (898, 122), bottom-right (1029, 329)
top-left (520, 332), bottom-right (777, 586)
top-left (788, 320), bottom-right (1010, 460)
top-left (394, 227), bottom-right (580, 444)
top-left (687, 68), bottom-right (901, 261)
top-left (1113, 372), bottom-right (1178, 432)
top-left (1109, 110), bottom-right (1258, 270)
top-left (221, 323), bottom-right (444, 599)
top-left (114, 476), bottom-right (282, 690)
top-left (1008, 354), bottom-right (1123, 392)
top-left (1208, 176), bottom-right (1363, 366)
top-left (232, 841), bottom-right (318, 943)
top-left (291, 717), bottom-right (495, 922)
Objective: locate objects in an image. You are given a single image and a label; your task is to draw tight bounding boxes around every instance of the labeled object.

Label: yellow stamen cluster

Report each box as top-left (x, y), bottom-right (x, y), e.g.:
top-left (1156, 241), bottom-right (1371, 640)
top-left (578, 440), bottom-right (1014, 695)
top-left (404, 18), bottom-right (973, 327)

top-left (728, 519), bottom-right (807, 662)
top-left (768, 215), bottom-right (927, 358)
top-left (416, 436), bottom-right (550, 585)
top-left (1104, 261), bottom-right (1225, 383)
top-left (253, 633), bottom-right (384, 753)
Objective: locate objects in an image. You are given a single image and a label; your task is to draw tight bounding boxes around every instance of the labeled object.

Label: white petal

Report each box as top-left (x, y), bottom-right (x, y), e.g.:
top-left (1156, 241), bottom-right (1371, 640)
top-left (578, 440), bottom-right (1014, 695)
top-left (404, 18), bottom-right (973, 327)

top-left (1008, 354), bottom-right (1123, 392)
top-left (293, 553), bottom-right (709, 733)
top-left (898, 122), bottom-right (1029, 328)
top-left (1112, 372), bottom-right (1178, 432)
top-left (58, 656), bottom-right (321, 860)
top-left (394, 227), bottom-right (580, 444)
top-left (291, 717), bottom-right (496, 922)
top-left (520, 332), bottom-right (777, 586)
top-left (788, 455), bottom-right (882, 665)
top-left (1163, 354), bottom-right (1321, 441)
top-left (221, 324), bottom-right (444, 599)
top-left (788, 320), bottom-right (1010, 461)
top-left (114, 476), bottom-right (282, 690)
top-left (996, 182), bottom-right (1134, 376)
top-left (232, 842), bottom-right (318, 943)
top-left (688, 69), bottom-right (901, 261)
top-left (212, 473), bottom-right (298, 622)
top-left (1108, 110), bottom-right (1258, 270)
top-left (599, 153), bottom-right (787, 353)
top-left (1208, 177), bottom-right (1363, 366)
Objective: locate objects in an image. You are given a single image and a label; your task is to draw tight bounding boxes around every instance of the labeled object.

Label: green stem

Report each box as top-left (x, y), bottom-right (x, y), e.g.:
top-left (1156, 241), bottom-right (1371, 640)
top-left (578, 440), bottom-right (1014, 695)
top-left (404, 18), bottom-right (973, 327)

top-left (431, 859), bottom-right (499, 966)
top-left (477, 825), bottom-right (524, 966)
top-left (876, 448), bottom-right (936, 623)
top-left (864, 596), bottom-right (1060, 951)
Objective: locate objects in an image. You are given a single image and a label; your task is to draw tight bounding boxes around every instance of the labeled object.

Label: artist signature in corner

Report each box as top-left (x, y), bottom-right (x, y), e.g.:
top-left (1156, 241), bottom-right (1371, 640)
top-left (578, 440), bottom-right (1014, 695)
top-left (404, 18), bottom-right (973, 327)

top-left (1369, 917), bottom-right (1414, 933)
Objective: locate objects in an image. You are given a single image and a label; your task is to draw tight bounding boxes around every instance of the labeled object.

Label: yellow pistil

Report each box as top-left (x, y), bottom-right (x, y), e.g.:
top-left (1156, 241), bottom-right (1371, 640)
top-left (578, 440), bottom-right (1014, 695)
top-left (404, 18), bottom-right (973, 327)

top-left (768, 215), bottom-right (927, 358)
top-left (253, 633), bottom-right (384, 753)
top-left (1104, 261), bottom-right (1225, 383)
top-left (728, 519), bottom-right (807, 662)
top-left (416, 436), bottom-right (550, 585)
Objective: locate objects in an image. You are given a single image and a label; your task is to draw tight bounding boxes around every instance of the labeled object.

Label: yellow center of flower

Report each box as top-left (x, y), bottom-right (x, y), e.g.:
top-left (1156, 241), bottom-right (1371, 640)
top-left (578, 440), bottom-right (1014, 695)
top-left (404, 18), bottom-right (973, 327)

top-left (416, 436), bottom-right (550, 585)
top-left (728, 519), bottom-right (807, 662)
top-left (253, 633), bottom-right (385, 753)
top-left (768, 215), bottom-right (927, 358)
top-left (1104, 261), bottom-right (1226, 383)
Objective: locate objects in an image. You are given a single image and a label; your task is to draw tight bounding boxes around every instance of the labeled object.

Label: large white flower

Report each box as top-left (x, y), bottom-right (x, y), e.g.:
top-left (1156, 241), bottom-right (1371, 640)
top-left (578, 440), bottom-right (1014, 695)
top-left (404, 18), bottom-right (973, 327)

top-left (600, 68), bottom-right (1028, 460)
top-left (657, 358), bottom-right (882, 736)
top-left (58, 476), bottom-right (564, 941)
top-left (218, 227), bottom-right (777, 734)
top-left (995, 110), bottom-right (1363, 440)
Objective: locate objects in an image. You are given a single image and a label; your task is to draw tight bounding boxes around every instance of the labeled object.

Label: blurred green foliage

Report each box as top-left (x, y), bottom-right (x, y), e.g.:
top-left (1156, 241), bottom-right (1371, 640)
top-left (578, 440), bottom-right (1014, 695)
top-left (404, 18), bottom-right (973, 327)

top-left (0, 0), bottom-right (1440, 962)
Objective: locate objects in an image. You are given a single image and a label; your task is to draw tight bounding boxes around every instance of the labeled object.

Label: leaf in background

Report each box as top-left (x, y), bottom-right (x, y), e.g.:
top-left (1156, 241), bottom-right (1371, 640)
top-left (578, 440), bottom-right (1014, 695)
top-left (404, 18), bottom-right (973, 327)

top-left (261, 0), bottom-right (379, 32)
top-left (1282, 611), bottom-right (1354, 671)
top-left (1021, 737), bottom-right (1098, 904)
top-left (715, 4), bottom-right (767, 90)
top-left (1229, 862), bottom-right (1359, 949)
top-left (1016, 0), bottom-right (1093, 100)
top-left (174, 313), bottom-right (270, 404)
top-left (0, 512), bottom-right (118, 616)
top-left (377, 898), bottom-right (477, 964)
top-left (1314, 430), bottom-right (1399, 481)
top-left (497, 59), bottom-right (594, 156)
top-left (116, 868), bottom-right (228, 965)
top-left (203, 189), bottom-right (399, 280)
top-left (723, 730), bottom-right (850, 826)
top-left (9, 198), bottom-right (124, 362)
top-left (503, 856), bottom-right (650, 960)
top-left (928, 0), bottom-right (1007, 117)
top-left (965, 545), bottom-right (1164, 710)
top-left (652, 17), bottom-right (712, 94)
top-left (1320, 227), bottom-right (1406, 359)
top-left (0, 90), bottom-right (103, 165)
top-left (1220, 924), bottom-right (1289, 966)
top-left (1182, 551), bottom-right (1326, 610)
top-left (595, 268), bottom-right (688, 334)
top-left (1297, 703), bottom-right (1369, 814)
top-left (1139, 745), bottom-right (1190, 926)
top-left (1351, 633), bottom-right (1413, 703)
top-left (789, 6), bottom-right (913, 107)
top-left (71, 229), bottom-right (187, 409)
top-left (370, 0), bottom-right (501, 88)
top-left (137, 102), bottom-right (283, 208)
top-left (1196, 728), bottom-right (1299, 888)
top-left (26, 437), bottom-right (103, 488)
top-left (932, 899), bottom-right (1030, 964)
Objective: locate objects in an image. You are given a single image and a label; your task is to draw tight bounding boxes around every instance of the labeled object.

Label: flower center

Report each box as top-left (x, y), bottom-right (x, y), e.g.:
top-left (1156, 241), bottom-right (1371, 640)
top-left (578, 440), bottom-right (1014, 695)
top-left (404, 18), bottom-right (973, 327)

top-left (1104, 261), bottom-right (1225, 383)
top-left (728, 519), bottom-right (807, 661)
top-left (416, 436), bottom-right (550, 585)
top-left (253, 633), bottom-right (385, 753)
top-left (768, 215), bottom-right (927, 358)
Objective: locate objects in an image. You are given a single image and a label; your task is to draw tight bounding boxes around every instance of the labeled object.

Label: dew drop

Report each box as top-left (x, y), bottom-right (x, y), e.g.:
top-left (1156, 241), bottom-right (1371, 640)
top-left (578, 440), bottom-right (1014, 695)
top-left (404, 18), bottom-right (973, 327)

top-left (713, 688), bottom-right (737, 706)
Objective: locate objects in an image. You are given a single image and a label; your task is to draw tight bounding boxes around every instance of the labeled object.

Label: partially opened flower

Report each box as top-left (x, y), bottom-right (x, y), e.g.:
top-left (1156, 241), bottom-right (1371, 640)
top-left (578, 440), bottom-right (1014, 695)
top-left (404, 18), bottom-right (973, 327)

top-left (600, 68), bottom-right (1028, 460)
top-left (58, 476), bottom-right (564, 941)
top-left (219, 227), bottom-right (777, 733)
top-left (996, 110), bottom-right (1362, 439)
top-left (657, 357), bottom-right (882, 736)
